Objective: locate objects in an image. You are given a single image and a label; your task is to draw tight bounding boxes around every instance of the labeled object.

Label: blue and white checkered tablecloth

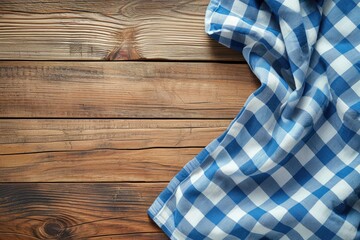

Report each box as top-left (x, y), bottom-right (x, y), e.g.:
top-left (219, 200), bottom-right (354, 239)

top-left (148, 0), bottom-right (360, 239)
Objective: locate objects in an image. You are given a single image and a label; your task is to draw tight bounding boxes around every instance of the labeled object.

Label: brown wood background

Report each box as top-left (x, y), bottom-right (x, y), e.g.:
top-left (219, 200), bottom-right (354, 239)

top-left (0, 0), bottom-right (258, 239)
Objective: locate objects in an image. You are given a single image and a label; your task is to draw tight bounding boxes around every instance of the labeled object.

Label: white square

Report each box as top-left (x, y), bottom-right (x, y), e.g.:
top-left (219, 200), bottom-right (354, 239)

top-left (294, 144), bottom-right (315, 165)
top-left (220, 30), bottom-right (234, 47)
top-left (317, 121), bottom-right (337, 143)
top-left (190, 168), bottom-right (205, 185)
top-left (210, 145), bottom-right (224, 159)
top-left (352, 79), bottom-right (360, 97)
top-left (316, 36), bottom-right (333, 55)
top-left (331, 179), bottom-right (353, 201)
top-left (208, 226), bottom-right (228, 239)
top-left (172, 229), bottom-right (188, 240)
top-left (279, 236), bottom-right (291, 240)
top-left (247, 97), bottom-right (265, 113)
top-left (224, 15), bottom-right (240, 28)
top-left (272, 167), bottom-right (293, 187)
top-left (232, 0), bottom-right (248, 16)
top-left (309, 201), bottom-right (331, 224)
top-left (262, 115), bottom-right (277, 135)
top-left (247, 186), bottom-right (269, 206)
top-left (291, 187), bottom-right (312, 202)
top-left (267, 71), bottom-right (280, 91)
top-left (313, 166), bottom-right (335, 185)
top-left (201, 181), bottom-right (227, 205)
top-left (258, 158), bottom-right (277, 173)
top-left (282, 0), bottom-right (299, 11)
top-left (293, 223), bottom-right (314, 239)
top-left (336, 97), bottom-right (350, 121)
top-left (184, 205), bottom-right (204, 227)
top-left (220, 160), bottom-right (239, 175)
top-left (268, 205), bottom-right (288, 221)
top-left (228, 121), bottom-right (243, 137)
top-left (334, 16), bottom-right (357, 37)
top-left (227, 205), bottom-right (246, 222)
top-left (157, 206), bottom-right (173, 225)
top-left (251, 222), bottom-right (272, 235)
top-left (336, 221), bottom-right (357, 239)
top-left (279, 133), bottom-right (297, 151)
top-left (330, 55), bottom-right (352, 75)
top-left (175, 187), bottom-right (184, 205)
top-left (243, 138), bottom-right (262, 159)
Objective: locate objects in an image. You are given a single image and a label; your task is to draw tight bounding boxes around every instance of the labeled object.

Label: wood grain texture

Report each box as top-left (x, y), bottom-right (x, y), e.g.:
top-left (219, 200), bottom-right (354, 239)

top-left (0, 119), bottom-right (229, 182)
top-left (0, 183), bottom-right (168, 239)
top-left (0, 61), bottom-right (259, 118)
top-left (0, 0), bottom-right (242, 61)
top-left (0, 119), bottom-right (230, 155)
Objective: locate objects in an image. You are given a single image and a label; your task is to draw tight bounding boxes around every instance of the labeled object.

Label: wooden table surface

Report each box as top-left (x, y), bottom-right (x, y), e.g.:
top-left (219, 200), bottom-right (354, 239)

top-left (0, 1), bottom-right (258, 239)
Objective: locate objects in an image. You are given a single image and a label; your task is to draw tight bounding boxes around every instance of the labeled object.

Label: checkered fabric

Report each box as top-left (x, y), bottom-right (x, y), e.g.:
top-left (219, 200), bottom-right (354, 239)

top-left (148, 0), bottom-right (360, 239)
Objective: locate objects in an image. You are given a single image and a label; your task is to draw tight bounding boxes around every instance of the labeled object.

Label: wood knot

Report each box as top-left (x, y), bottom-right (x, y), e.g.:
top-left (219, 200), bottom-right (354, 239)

top-left (37, 218), bottom-right (73, 239)
top-left (104, 28), bottom-right (141, 60)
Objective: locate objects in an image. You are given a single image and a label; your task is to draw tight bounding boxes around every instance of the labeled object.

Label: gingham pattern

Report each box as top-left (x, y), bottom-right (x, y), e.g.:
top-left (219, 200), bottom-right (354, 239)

top-left (148, 0), bottom-right (360, 239)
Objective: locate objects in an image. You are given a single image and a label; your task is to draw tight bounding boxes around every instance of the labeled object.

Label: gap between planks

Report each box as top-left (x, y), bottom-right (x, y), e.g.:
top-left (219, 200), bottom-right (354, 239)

top-left (0, 119), bottom-right (231, 182)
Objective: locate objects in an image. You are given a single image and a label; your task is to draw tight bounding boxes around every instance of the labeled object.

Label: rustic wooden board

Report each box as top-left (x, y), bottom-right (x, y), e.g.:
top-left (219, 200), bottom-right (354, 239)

top-left (0, 147), bottom-right (201, 182)
top-left (0, 119), bottom-right (230, 155)
top-left (0, 183), bottom-right (168, 239)
top-left (0, 0), bottom-right (242, 61)
top-left (0, 119), bottom-right (229, 182)
top-left (0, 61), bottom-right (258, 118)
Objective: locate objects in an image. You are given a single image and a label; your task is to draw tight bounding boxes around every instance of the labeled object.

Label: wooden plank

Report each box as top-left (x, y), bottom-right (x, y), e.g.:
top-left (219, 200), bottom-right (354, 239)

top-left (0, 119), bottom-right (230, 182)
top-left (0, 146), bottom-right (201, 182)
top-left (0, 119), bottom-right (230, 155)
top-left (0, 183), bottom-right (168, 239)
top-left (0, 61), bottom-right (259, 118)
top-left (0, 0), bottom-right (242, 61)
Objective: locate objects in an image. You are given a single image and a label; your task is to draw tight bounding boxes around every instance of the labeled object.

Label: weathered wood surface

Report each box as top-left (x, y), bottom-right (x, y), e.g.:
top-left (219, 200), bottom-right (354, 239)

top-left (0, 61), bottom-right (258, 118)
top-left (0, 119), bottom-right (229, 182)
top-left (0, 183), bottom-right (168, 239)
top-left (0, 119), bottom-right (229, 154)
top-left (0, 0), bottom-right (242, 61)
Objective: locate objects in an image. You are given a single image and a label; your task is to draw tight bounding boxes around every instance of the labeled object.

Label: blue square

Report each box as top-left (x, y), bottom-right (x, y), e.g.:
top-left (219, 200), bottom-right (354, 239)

top-left (272, 188), bottom-right (289, 205)
top-left (249, 207), bottom-right (267, 220)
top-left (339, 125), bottom-right (356, 143)
top-left (273, 222), bottom-right (292, 234)
top-left (313, 89), bottom-right (327, 106)
top-left (316, 145), bottom-right (336, 164)
top-left (229, 224), bottom-right (250, 239)
top-left (188, 228), bottom-right (207, 239)
top-left (293, 168), bottom-right (313, 185)
top-left (331, 76), bottom-right (350, 96)
top-left (174, 210), bottom-right (184, 227)
top-left (227, 186), bottom-right (247, 204)
top-left (324, 102), bottom-right (336, 119)
top-left (240, 160), bottom-right (258, 174)
top-left (204, 161), bottom-right (220, 180)
top-left (313, 186), bottom-right (330, 198)
top-left (263, 139), bottom-right (280, 157)
top-left (267, 94), bottom-right (281, 112)
top-left (334, 38), bottom-right (353, 53)
top-left (336, 166), bottom-right (353, 178)
top-left (205, 206), bottom-right (226, 225)
top-left (315, 225), bottom-right (336, 239)
top-left (289, 203), bottom-right (308, 221)
top-left (183, 185), bottom-right (201, 204)
top-left (244, 115), bottom-right (263, 136)
top-left (225, 138), bottom-right (242, 159)
top-left (336, 0), bottom-right (356, 14)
